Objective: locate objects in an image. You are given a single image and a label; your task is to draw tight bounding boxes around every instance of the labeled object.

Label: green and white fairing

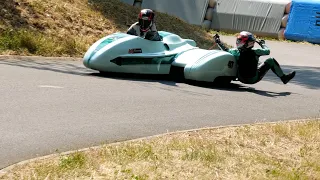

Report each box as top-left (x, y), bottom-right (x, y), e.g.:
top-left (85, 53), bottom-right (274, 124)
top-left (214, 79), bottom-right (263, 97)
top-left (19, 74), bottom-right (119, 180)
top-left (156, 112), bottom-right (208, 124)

top-left (83, 31), bottom-right (237, 83)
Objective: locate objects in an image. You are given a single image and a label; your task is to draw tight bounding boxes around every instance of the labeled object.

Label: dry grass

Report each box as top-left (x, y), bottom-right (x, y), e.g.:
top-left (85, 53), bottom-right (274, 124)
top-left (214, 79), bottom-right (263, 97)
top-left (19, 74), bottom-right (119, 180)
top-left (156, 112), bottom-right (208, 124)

top-left (1, 119), bottom-right (320, 180)
top-left (1, 0), bottom-right (318, 58)
top-left (0, 0), bottom-right (227, 57)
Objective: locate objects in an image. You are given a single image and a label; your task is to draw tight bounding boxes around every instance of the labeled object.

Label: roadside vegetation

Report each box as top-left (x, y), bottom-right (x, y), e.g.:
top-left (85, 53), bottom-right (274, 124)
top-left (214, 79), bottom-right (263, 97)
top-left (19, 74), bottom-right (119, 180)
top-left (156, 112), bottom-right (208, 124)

top-left (0, 0), bottom-right (231, 57)
top-left (1, 119), bottom-right (319, 179)
top-left (1, 0), bottom-right (318, 58)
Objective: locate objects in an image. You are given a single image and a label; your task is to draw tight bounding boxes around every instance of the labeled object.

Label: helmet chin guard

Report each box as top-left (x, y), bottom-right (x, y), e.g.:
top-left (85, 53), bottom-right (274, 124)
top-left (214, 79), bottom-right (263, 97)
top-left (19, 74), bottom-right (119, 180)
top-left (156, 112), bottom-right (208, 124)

top-left (139, 18), bottom-right (152, 32)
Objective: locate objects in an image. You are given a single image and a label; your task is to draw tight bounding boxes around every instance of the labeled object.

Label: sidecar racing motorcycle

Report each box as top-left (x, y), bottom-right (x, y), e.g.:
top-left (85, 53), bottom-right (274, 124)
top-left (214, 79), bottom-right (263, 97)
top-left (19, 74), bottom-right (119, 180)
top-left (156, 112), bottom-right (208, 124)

top-left (83, 31), bottom-right (238, 84)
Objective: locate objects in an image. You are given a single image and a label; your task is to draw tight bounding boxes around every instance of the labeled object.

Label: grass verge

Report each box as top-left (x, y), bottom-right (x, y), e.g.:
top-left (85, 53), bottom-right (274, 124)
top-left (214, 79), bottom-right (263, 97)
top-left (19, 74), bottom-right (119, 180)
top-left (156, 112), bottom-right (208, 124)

top-left (0, 0), bottom-right (230, 57)
top-left (2, 0), bottom-right (317, 58)
top-left (1, 119), bottom-right (320, 179)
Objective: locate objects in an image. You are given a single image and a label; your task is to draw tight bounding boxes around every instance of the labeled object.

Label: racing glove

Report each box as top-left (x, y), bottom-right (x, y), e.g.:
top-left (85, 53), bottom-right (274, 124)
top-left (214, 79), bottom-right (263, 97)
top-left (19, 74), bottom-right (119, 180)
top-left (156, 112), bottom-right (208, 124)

top-left (213, 34), bottom-right (221, 43)
top-left (213, 34), bottom-right (229, 51)
top-left (256, 39), bottom-right (269, 51)
top-left (256, 39), bottom-right (265, 46)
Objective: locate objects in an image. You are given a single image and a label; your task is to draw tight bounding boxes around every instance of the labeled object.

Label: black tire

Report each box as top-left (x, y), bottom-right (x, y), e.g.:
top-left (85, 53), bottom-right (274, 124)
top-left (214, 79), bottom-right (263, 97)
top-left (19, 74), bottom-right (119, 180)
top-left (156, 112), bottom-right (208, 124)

top-left (169, 65), bottom-right (185, 82)
top-left (99, 71), bottom-right (111, 76)
top-left (213, 76), bottom-right (234, 86)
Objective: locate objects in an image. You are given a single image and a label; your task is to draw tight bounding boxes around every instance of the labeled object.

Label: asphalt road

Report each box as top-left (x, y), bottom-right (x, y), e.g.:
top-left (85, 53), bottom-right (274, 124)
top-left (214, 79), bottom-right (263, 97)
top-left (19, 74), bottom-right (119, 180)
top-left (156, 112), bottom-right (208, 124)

top-left (0, 38), bottom-right (319, 169)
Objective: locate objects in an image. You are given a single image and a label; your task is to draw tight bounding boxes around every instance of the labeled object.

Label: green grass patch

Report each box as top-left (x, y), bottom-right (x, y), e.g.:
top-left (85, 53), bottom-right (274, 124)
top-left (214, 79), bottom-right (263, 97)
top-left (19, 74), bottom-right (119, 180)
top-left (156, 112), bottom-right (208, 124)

top-left (0, 28), bottom-right (88, 56)
top-left (59, 152), bottom-right (87, 170)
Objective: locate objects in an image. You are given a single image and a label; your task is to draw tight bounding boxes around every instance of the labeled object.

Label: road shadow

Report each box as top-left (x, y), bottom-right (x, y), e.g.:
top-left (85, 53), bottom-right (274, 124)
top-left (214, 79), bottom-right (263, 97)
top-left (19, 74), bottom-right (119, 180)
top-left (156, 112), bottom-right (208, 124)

top-left (0, 57), bottom-right (301, 97)
top-left (92, 72), bottom-right (293, 98)
top-left (0, 57), bottom-right (93, 76)
top-left (90, 71), bottom-right (178, 87)
top-left (261, 65), bottom-right (320, 90)
top-left (184, 80), bottom-right (292, 98)
top-left (0, 57), bottom-right (179, 87)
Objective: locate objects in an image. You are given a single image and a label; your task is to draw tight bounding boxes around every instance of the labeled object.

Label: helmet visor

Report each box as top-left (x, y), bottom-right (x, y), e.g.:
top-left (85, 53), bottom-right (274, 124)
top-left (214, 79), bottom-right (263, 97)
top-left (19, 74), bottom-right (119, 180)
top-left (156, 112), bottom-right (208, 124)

top-left (139, 18), bottom-right (152, 31)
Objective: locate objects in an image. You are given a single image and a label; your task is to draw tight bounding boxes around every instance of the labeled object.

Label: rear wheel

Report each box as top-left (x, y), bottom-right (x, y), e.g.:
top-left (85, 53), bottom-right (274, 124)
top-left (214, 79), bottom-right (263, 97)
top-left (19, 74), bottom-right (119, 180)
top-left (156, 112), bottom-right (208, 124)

top-left (99, 71), bottom-right (112, 76)
top-left (213, 76), bottom-right (234, 86)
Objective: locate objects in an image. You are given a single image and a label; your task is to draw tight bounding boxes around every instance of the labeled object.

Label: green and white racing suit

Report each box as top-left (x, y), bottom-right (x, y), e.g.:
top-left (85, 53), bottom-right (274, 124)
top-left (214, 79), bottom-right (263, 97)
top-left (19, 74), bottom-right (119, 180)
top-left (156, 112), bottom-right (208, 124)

top-left (216, 42), bottom-right (285, 84)
top-left (127, 22), bottom-right (162, 41)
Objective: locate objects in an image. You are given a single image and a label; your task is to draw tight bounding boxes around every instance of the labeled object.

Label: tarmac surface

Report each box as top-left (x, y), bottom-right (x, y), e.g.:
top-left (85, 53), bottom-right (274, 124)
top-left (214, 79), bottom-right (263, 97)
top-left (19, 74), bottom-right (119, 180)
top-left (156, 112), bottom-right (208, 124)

top-left (0, 37), bottom-right (319, 169)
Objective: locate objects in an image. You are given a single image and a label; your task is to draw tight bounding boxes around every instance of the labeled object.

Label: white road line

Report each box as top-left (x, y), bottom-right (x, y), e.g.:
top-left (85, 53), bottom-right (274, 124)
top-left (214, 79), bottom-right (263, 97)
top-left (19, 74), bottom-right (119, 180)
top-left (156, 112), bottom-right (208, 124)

top-left (38, 85), bottom-right (64, 89)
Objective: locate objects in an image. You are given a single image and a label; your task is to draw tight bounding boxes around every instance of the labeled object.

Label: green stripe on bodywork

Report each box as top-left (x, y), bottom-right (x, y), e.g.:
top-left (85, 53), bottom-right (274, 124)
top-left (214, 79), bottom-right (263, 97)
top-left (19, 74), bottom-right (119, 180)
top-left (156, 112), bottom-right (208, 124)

top-left (88, 31), bottom-right (173, 62)
top-left (111, 55), bottom-right (176, 66)
top-left (88, 33), bottom-right (128, 62)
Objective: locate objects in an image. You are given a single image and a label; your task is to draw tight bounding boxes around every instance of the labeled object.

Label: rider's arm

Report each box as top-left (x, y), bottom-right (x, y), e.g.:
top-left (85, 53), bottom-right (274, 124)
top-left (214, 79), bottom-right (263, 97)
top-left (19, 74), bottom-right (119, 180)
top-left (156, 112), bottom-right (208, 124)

top-left (216, 41), bottom-right (230, 52)
top-left (127, 27), bottom-right (136, 35)
top-left (145, 30), bottom-right (162, 41)
top-left (214, 39), bottom-right (240, 60)
top-left (254, 42), bottom-right (270, 56)
top-left (146, 23), bottom-right (162, 41)
top-left (213, 34), bottom-right (230, 52)
top-left (227, 48), bottom-right (240, 61)
top-left (127, 23), bottom-right (138, 35)
top-left (151, 32), bottom-right (162, 41)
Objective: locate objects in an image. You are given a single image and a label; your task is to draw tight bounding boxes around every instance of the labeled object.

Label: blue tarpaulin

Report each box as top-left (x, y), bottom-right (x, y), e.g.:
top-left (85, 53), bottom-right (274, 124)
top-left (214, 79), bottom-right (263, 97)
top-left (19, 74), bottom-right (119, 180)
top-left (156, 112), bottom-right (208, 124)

top-left (284, 0), bottom-right (320, 44)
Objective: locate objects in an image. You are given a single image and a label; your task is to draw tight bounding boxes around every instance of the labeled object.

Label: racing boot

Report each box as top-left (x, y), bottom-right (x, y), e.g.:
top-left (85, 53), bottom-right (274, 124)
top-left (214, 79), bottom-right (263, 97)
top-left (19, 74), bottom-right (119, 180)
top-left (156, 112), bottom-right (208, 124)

top-left (281, 71), bottom-right (296, 84)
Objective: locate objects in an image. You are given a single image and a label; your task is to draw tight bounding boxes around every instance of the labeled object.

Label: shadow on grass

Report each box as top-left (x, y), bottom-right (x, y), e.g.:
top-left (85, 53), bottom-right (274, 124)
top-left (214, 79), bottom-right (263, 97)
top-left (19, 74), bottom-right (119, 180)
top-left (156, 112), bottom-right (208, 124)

top-left (0, 0), bottom-right (42, 30)
top-left (0, 0), bottom-right (28, 29)
top-left (0, 57), bottom-right (299, 98)
top-left (87, 0), bottom-right (138, 32)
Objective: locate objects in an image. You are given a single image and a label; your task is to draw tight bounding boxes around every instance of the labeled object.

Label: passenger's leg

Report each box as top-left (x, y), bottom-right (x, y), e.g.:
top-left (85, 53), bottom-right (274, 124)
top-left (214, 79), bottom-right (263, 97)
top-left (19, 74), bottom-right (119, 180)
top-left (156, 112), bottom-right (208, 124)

top-left (264, 58), bottom-right (285, 77)
top-left (255, 62), bottom-right (271, 83)
top-left (263, 58), bottom-right (296, 84)
top-left (242, 61), bottom-right (273, 84)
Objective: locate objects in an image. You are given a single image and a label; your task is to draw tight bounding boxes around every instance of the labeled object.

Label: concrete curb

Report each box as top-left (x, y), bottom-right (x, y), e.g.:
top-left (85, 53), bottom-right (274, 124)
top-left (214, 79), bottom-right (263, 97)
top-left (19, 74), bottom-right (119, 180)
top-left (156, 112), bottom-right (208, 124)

top-left (1, 117), bottom-right (319, 177)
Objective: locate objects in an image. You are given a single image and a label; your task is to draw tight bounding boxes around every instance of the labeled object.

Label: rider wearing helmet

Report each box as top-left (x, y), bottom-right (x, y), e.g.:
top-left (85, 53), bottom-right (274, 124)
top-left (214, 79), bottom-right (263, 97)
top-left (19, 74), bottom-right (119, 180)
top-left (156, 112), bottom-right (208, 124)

top-left (127, 9), bottom-right (162, 41)
top-left (213, 31), bottom-right (295, 84)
